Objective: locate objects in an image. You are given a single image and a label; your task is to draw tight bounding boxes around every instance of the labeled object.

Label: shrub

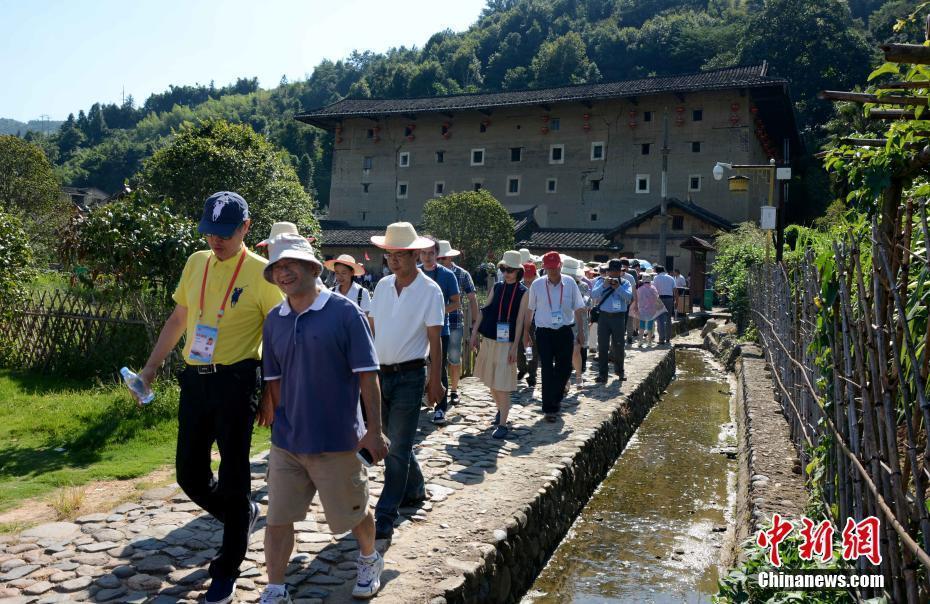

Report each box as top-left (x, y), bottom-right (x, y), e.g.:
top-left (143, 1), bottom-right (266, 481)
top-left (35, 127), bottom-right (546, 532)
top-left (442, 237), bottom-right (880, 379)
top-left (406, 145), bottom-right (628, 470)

top-left (421, 189), bottom-right (514, 272)
top-left (712, 223), bottom-right (767, 331)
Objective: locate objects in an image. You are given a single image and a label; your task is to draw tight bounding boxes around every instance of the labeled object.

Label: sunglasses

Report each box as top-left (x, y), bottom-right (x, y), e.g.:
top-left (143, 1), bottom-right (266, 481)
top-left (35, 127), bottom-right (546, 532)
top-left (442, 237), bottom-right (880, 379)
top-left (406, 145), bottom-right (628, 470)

top-left (503, 267), bottom-right (519, 273)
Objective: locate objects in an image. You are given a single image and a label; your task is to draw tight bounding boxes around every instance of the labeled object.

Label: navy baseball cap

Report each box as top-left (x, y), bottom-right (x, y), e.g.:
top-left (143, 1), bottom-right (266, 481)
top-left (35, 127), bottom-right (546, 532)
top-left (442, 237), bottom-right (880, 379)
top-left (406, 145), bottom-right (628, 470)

top-left (198, 191), bottom-right (249, 237)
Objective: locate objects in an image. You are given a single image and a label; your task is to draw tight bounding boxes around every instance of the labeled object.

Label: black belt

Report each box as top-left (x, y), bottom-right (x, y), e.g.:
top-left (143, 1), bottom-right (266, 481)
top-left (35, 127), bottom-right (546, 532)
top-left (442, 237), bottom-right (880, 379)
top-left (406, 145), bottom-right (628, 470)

top-left (538, 324), bottom-right (574, 331)
top-left (186, 359), bottom-right (259, 375)
top-left (659, 295), bottom-right (674, 299)
top-left (379, 358), bottom-right (426, 374)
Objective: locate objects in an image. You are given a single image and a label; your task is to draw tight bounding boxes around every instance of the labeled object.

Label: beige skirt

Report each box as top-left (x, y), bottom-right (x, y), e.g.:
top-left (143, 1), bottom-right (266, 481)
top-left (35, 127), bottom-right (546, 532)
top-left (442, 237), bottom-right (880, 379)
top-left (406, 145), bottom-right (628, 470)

top-left (474, 336), bottom-right (518, 392)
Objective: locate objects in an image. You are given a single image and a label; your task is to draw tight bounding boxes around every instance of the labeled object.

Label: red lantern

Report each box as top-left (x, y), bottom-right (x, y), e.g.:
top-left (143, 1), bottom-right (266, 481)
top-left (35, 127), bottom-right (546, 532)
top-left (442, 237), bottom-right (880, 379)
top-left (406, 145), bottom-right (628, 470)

top-left (541, 126), bottom-right (549, 134)
top-left (730, 102), bottom-right (740, 112)
top-left (336, 137), bottom-right (343, 143)
top-left (408, 124), bottom-right (416, 131)
top-left (750, 106), bottom-right (759, 114)
top-left (442, 132), bottom-right (451, 140)
top-left (582, 124), bottom-right (591, 131)
top-left (676, 106), bottom-right (685, 113)
top-left (675, 116), bottom-right (684, 126)
top-left (729, 115), bottom-right (740, 125)
top-left (582, 113), bottom-right (590, 120)
top-left (629, 110), bottom-right (637, 118)
top-left (407, 135), bottom-right (415, 142)
top-left (628, 120), bottom-right (637, 129)
top-left (542, 115), bottom-right (550, 123)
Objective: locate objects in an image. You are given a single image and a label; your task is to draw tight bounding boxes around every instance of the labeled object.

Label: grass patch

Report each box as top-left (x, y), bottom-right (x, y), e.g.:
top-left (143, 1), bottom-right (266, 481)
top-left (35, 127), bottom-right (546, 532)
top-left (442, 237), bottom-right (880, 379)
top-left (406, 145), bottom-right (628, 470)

top-left (0, 369), bottom-right (273, 512)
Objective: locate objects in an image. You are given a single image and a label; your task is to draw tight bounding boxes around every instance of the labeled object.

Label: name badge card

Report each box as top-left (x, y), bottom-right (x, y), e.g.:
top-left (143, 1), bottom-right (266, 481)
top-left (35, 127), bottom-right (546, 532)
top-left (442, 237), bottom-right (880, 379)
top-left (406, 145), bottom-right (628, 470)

top-left (550, 310), bottom-right (563, 326)
top-left (612, 296), bottom-right (624, 311)
top-left (190, 324), bottom-right (219, 363)
top-left (496, 322), bottom-right (510, 342)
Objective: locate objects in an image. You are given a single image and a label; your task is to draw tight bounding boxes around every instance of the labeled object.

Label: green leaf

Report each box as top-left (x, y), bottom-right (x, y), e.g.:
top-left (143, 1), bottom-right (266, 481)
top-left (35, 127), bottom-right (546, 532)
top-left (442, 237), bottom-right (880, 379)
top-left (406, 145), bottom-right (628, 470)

top-left (868, 62), bottom-right (901, 81)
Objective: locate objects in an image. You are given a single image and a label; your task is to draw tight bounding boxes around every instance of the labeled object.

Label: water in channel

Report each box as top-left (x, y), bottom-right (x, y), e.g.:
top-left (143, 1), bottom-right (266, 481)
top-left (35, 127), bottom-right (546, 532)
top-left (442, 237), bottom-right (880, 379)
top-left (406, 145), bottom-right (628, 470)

top-left (525, 349), bottom-right (735, 604)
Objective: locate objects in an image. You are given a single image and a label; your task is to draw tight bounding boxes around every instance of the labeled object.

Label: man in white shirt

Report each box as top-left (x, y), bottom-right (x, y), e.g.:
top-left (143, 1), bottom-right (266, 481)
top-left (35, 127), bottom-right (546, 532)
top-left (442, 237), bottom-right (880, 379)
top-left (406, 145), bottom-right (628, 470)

top-left (652, 265), bottom-right (677, 345)
top-left (367, 223), bottom-right (446, 541)
top-left (523, 251), bottom-right (586, 422)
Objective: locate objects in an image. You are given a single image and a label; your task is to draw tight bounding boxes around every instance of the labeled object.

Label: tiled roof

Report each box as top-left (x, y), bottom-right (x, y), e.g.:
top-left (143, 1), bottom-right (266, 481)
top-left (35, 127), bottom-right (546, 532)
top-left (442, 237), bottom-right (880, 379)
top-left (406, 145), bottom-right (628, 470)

top-left (517, 229), bottom-right (622, 251)
top-left (607, 199), bottom-right (733, 238)
top-left (319, 227), bottom-right (387, 247)
top-left (297, 64), bottom-right (783, 126)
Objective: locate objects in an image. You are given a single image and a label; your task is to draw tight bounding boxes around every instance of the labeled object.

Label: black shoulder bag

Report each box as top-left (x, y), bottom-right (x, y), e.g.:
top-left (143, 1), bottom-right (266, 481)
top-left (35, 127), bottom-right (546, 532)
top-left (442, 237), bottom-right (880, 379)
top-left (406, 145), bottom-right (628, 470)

top-left (589, 287), bottom-right (614, 324)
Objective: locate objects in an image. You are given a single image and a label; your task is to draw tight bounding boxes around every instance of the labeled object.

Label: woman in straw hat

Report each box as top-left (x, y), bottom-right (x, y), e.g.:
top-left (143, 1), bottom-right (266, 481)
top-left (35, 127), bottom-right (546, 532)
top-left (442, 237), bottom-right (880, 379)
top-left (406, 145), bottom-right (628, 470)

top-left (324, 254), bottom-right (370, 314)
top-left (469, 251), bottom-right (529, 439)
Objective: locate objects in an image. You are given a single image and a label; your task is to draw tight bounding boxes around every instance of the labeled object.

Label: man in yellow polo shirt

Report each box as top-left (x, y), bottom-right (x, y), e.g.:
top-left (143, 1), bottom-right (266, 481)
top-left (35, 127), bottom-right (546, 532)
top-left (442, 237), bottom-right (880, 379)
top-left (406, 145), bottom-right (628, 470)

top-left (137, 191), bottom-right (283, 604)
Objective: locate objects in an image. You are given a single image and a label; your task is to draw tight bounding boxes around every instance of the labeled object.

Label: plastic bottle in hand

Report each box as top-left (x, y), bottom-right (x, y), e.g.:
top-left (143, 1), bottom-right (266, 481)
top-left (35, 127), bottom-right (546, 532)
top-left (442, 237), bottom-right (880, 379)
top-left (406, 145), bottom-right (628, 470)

top-left (120, 367), bottom-right (155, 405)
top-left (525, 346), bottom-right (533, 361)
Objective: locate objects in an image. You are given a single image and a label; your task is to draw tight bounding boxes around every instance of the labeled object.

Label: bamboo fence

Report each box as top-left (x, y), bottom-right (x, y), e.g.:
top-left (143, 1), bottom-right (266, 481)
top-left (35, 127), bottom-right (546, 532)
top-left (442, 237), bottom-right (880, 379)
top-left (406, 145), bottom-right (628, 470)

top-left (749, 209), bottom-right (930, 602)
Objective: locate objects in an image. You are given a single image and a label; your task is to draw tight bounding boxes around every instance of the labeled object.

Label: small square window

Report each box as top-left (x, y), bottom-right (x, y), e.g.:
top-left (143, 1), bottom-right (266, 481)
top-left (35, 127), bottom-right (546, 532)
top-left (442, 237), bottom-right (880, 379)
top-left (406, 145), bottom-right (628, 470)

top-left (644, 111), bottom-right (653, 122)
top-left (590, 213), bottom-right (598, 222)
top-left (362, 183), bottom-right (370, 193)
top-left (550, 144), bottom-right (565, 164)
top-left (480, 122), bottom-right (487, 133)
top-left (404, 126), bottom-right (414, 137)
top-left (672, 215), bottom-right (684, 230)
top-left (397, 182), bottom-right (408, 198)
top-left (689, 175), bottom-right (702, 192)
top-left (366, 129), bottom-right (374, 139)
top-left (398, 152), bottom-right (410, 167)
top-left (473, 181), bottom-right (483, 192)
top-left (636, 174), bottom-right (650, 193)
top-left (691, 141), bottom-right (701, 153)
top-left (591, 142), bottom-right (605, 161)
top-left (471, 148), bottom-right (485, 166)
top-left (590, 178), bottom-right (601, 191)
top-left (434, 181), bottom-right (445, 196)
top-left (511, 147), bottom-right (522, 162)
top-left (363, 156), bottom-right (373, 171)
top-left (507, 176), bottom-right (520, 196)
top-left (550, 118), bottom-right (560, 131)
top-left (641, 143), bottom-right (650, 155)
top-left (436, 151), bottom-right (444, 163)
top-left (692, 109), bottom-right (703, 121)
top-left (546, 178), bottom-right (557, 193)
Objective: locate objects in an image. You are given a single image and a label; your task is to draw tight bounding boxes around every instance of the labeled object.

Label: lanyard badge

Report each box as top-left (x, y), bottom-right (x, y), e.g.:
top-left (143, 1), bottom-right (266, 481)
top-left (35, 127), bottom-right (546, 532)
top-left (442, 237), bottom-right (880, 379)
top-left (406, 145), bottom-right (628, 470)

top-left (191, 249), bottom-right (247, 363)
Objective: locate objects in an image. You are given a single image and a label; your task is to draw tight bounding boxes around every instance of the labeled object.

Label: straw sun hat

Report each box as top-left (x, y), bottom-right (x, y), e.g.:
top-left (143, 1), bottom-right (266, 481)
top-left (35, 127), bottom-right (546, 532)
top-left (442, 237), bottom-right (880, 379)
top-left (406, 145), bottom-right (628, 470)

top-left (370, 222), bottom-right (434, 250)
top-left (324, 254), bottom-right (365, 277)
top-left (437, 240), bottom-right (461, 258)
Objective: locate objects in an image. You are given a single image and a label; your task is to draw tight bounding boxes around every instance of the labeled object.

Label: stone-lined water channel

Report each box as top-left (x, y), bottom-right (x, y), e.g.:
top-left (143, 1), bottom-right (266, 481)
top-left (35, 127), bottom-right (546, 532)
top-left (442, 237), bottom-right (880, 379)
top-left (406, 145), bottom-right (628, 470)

top-left (524, 349), bottom-right (735, 603)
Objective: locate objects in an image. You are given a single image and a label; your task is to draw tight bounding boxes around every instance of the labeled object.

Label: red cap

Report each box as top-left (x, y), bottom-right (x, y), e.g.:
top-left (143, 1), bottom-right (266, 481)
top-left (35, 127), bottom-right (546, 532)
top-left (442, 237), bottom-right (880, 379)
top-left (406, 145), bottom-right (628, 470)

top-left (522, 262), bottom-right (537, 278)
top-left (542, 251), bottom-right (561, 269)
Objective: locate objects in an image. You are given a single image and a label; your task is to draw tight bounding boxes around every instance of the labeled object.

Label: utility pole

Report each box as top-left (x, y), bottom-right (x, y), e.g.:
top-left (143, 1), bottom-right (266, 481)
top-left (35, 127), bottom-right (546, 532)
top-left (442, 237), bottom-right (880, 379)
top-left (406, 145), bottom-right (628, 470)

top-left (659, 109), bottom-right (669, 265)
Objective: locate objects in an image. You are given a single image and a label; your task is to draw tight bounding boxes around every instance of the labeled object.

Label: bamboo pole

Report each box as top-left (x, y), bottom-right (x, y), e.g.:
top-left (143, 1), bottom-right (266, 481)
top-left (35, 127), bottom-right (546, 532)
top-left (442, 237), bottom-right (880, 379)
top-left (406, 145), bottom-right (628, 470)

top-left (883, 43), bottom-right (930, 65)
top-left (819, 90), bottom-right (929, 106)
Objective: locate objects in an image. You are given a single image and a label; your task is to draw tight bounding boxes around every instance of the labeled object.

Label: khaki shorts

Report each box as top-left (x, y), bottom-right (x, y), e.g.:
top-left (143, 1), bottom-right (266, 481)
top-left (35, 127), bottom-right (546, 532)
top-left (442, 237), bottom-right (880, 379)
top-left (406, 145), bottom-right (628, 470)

top-left (266, 445), bottom-right (369, 533)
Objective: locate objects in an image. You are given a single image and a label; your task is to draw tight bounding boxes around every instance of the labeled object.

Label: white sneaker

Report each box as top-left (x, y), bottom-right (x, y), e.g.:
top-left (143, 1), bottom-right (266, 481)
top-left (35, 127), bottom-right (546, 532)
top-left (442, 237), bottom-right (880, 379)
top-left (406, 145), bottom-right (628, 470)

top-left (352, 552), bottom-right (384, 599)
top-left (259, 586), bottom-right (293, 604)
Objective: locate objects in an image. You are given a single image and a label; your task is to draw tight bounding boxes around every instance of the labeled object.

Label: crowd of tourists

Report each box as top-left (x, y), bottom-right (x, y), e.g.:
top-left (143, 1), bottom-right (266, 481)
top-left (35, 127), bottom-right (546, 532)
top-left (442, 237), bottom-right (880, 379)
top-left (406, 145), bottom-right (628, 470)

top-left (133, 191), bottom-right (691, 604)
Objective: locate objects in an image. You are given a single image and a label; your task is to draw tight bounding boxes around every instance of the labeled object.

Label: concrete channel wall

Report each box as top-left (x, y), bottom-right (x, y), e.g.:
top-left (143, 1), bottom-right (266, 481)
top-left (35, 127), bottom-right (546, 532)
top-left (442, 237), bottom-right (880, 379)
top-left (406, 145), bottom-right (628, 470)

top-left (704, 328), bottom-right (808, 567)
top-left (438, 315), bottom-right (707, 604)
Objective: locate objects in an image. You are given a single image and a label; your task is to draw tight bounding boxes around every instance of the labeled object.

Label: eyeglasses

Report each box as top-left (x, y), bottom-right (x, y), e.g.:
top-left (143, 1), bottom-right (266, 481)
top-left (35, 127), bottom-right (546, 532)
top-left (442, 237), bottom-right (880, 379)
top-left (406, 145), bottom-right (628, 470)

top-left (204, 223), bottom-right (243, 241)
top-left (385, 250), bottom-right (414, 259)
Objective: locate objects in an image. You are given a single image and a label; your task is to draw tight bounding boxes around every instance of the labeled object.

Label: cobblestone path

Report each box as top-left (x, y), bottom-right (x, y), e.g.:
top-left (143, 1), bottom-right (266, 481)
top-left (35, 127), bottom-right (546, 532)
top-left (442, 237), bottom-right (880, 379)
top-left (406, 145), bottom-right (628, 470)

top-left (0, 344), bottom-right (673, 604)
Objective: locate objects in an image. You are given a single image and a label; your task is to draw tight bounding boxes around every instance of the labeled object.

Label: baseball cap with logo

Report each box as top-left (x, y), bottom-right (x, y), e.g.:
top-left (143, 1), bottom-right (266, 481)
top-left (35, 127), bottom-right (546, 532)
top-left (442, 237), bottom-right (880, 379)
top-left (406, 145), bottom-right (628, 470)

top-left (198, 191), bottom-right (249, 237)
top-left (541, 251), bottom-right (561, 270)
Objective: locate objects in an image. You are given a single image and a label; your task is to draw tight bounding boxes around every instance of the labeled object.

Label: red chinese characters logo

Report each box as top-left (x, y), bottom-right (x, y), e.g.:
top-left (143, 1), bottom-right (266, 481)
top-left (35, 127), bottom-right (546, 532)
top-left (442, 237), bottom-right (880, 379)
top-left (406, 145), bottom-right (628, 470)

top-left (756, 514), bottom-right (794, 567)
top-left (842, 516), bottom-right (882, 565)
top-left (799, 517), bottom-right (834, 562)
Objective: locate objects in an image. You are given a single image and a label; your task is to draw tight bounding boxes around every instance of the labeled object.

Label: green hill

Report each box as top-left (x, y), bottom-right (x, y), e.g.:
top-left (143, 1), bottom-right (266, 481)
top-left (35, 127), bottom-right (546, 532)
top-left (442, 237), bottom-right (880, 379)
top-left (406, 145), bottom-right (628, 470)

top-left (0, 118), bottom-right (63, 136)
top-left (13, 0), bottom-right (925, 216)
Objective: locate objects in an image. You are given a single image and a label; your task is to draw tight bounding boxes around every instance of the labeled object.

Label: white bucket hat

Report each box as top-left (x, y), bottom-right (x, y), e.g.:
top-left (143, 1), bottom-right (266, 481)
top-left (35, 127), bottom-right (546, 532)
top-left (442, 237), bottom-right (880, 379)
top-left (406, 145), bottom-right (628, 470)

top-left (499, 250), bottom-right (523, 270)
top-left (519, 248), bottom-right (532, 264)
top-left (263, 233), bottom-right (323, 283)
top-left (437, 240), bottom-right (461, 258)
top-left (258, 221), bottom-right (298, 247)
top-left (370, 222), bottom-right (434, 250)
top-left (323, 254), bottom-right (365, 277)
top-left (561, 257), bottom-right (583, 278)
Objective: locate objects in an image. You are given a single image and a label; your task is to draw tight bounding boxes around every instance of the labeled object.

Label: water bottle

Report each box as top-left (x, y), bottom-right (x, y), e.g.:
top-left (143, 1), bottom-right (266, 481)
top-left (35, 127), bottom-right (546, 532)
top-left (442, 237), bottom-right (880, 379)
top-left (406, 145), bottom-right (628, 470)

top-left (120, 367), bottom-right (155, 405)
top-left (525, 346), bottom-right (533, 361)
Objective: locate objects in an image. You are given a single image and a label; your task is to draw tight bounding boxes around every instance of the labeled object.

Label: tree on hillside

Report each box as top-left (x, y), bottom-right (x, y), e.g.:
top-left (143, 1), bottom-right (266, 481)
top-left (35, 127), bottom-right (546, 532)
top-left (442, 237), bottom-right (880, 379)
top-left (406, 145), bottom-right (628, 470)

top-left (140, 120), bottom-right (320, 247)
top-left (421, 190), bottom-right (514, 272)
top-left (86, 103), bottom-right (108, 145)
top-left (297, 153), bottom-right (316, 197)
top-left (57, 114), bottom-right (86, 161)
top-left (530, 32), bottom-right (601, 88)
top-left (0, 136), bottom-right (68, 261)
top-left (736, 0), bottom-right (877, 127)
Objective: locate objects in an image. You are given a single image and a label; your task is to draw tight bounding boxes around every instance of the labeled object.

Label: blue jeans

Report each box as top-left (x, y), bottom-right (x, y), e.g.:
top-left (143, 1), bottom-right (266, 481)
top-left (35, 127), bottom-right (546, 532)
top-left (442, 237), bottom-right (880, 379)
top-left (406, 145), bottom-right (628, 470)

top-left (375, 367), bottom-right (427, 527)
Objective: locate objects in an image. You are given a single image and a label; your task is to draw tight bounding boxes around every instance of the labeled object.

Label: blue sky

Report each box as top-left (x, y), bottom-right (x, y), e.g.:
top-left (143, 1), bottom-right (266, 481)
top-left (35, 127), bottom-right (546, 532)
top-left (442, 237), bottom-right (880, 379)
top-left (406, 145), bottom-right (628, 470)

top-left (0, 0), bottom-right (488, 122)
